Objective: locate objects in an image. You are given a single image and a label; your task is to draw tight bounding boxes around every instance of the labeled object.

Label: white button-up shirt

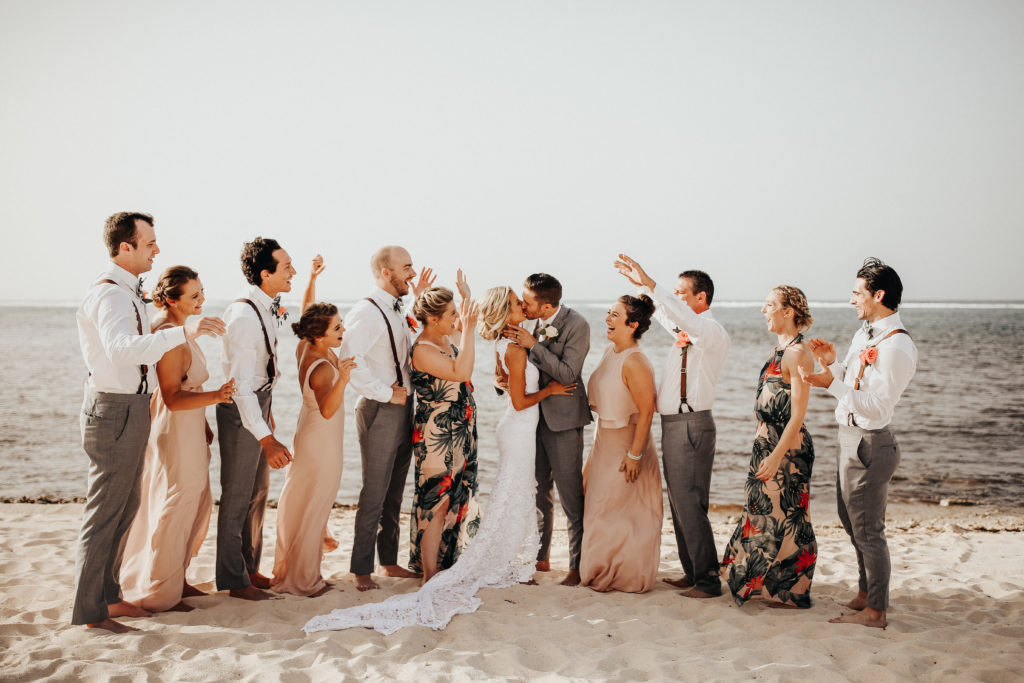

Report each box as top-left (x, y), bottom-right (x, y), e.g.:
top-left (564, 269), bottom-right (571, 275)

top-left (646, 284), bottom-right (731, 415)
top-left (222, 285), bottom-right (279, 441)
top-left (341, 286), bottom-right (415, 403)
top-left (78, 263), bottom-right (186, 394)
top-left (828, 312), bottom-right (917, 430)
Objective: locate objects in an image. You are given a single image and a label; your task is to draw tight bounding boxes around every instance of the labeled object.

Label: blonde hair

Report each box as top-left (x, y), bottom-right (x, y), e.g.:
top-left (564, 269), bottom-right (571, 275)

top-left (411, 286), bottom-right (454, 325)
top-left (477, 286), bottom-right (513, 341)
top-left (773, 285), bottom-right (813, 331)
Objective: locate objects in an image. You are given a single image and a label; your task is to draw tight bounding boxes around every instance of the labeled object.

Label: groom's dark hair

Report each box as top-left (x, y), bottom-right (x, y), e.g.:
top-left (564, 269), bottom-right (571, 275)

top-left (680, 270), bottom-right (715, 306)
top-left (857, 257), bottom-right (903, 310)
top-left (104, 211), bottom-right (153, 257)
top-left (524, 273), bottom-right (562, 307)
top-left (241, 237), bottom-right (283, 286)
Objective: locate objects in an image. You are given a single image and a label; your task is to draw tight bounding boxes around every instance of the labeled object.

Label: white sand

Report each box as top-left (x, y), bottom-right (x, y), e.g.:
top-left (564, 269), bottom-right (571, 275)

top-left (1, 501), bottom-right (1022, 682)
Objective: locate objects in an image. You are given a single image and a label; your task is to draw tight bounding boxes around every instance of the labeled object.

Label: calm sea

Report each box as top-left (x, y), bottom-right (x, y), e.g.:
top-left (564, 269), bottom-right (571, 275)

top-left (1, 301), bottom-right (1022, 508)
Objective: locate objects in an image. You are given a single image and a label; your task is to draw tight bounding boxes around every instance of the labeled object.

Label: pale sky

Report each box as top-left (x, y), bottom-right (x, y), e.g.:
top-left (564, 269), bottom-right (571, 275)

top-left (2, 1), bottom-right (1022, 304)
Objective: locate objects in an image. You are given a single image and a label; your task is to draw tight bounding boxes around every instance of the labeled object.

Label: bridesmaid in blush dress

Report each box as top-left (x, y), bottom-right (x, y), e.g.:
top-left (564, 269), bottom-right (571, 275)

top-left (271, 256), bottom-right (356, 597)
top-left (580, 295), bottom-right (662, 593)
top-left (121, 266), bottom-right (235, 612)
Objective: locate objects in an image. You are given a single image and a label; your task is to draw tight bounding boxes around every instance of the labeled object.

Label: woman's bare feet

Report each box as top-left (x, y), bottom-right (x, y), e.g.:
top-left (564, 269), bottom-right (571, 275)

top-left (830, 607), bottom-right (887, 629)
top-left (680, 587), bottom-right (718, 599)
top-left (662, 576), bottom-right (694, 589)
top-left (560, 570), bottom-right (581, 586)
top-left (355, 574), bottom-right (380, 591)
top-left (229, 585), bottom-right (274, 601)
top-left (520, 579), bottom-right (538, 586)
top-left (383, 564), bottom-right (423, 579)
top-left (766, 601), bottom-right (799, 610)
top-left (107, 600), bottom-right (151, 618)
top-left (181, 582), bottom-right (207, 598)
top-left (322, 536), bottom-right (340, 553)
top-left (248, 572), bottom-right (272, 589)
top-left (535, 560), bottom-right (551, 572)
top-left (86, 618), bottom-right (138, 633)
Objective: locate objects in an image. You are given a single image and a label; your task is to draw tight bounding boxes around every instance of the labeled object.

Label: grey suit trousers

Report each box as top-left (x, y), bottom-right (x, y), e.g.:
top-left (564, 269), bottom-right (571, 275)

top-left (661, 410), bottom-right (722, 595)
top-left (215, 391), bottom-right (271, 590)
top-left (350, 397), bottom-right (414, 576)
top-left (837, 424), bottom-right (901, 611)
top-left (535, 412), bottom-right (586, 570)
top-left (72, 389), bottom-right (152, 625)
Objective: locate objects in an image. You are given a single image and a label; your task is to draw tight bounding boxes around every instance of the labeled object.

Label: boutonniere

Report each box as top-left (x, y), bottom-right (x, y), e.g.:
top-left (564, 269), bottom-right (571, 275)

top-left (673, 328), bottom-right (690, 352)
top-left (858, 346), bottom-right (878, 365)
top-left (270, 296), bottom-right (289, 326)
top-left (406, 314), bottom-right (419, 331)
top-left (537, 324), bottom-right (559, 343)
top-left (136, 278), bottom-right (152, 304)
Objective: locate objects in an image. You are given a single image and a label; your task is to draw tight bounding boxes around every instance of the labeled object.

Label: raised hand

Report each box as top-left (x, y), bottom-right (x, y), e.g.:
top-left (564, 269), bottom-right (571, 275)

top-left (337, 356), bottom-right (357, 383)
top-left (185, 316), bottom-right (227, 341)
top-left (310, 254), bottom-right (325, 279)
top-left (455, 268), bottom-right (471, 300)
top-left (412, 267), bottom-right (437, 297)
top-left (805, 338), bottom-right (836, 367)
top-left (459, 296), bottom-right (479, 328)
top-left (613, 253), bottom-right (655, 290)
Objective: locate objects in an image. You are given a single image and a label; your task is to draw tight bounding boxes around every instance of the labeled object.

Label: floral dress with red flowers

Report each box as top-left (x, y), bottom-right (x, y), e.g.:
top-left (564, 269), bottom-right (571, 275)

top-left (408, 340), bottom-right (481, 574)
top-left (720, 335), bottom-right (817, 608)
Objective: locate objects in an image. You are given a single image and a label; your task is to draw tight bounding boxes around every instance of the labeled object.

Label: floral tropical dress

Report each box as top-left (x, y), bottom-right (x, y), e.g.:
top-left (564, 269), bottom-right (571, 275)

top-left (409, 340), bottom-right (481, 573)
top-left (721, 335), bottom-right (817, 608)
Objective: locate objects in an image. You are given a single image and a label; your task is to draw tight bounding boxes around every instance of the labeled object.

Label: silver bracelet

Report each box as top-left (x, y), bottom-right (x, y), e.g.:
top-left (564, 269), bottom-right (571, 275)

top-left (626, 451), bottom-right (642, 461)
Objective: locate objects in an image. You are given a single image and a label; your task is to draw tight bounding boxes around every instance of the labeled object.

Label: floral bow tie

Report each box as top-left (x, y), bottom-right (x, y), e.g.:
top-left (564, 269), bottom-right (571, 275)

top-left (862, 321), bottom-right (874, 339)
top-left (270, 296), bottom-right (289, 326)
top-left (136, 277), bottom-right (152, 304)
top-left (393, 297), bottom-right (404, 313)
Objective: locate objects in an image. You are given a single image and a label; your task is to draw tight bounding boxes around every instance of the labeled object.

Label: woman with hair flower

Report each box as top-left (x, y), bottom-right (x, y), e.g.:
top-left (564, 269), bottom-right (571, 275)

top-left (720, 285), bottom-right (818, 609)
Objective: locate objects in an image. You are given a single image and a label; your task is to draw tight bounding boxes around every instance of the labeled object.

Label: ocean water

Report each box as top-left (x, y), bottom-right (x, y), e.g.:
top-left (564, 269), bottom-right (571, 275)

top-left (1, 301), bottom-right (1022, 509)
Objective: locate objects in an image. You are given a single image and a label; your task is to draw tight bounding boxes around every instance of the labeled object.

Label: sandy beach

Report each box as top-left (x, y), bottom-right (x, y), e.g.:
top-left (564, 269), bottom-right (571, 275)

top-left (1, 501), bottom-right (1021, 682)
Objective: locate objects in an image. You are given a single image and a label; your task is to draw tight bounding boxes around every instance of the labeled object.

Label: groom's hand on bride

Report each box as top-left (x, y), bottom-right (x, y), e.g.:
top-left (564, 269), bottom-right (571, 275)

top-left (185, 316), bottom-right (227, 341)
top-left (503, 324), bottom-right (535, 349)
top-left (260, 436), bottom-right (293, 469)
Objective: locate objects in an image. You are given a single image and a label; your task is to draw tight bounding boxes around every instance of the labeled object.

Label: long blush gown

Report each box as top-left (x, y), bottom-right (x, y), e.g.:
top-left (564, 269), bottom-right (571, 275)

top-left (121, 337), bottom-right (213, 611)
top-left (271, 357), bottom-right (344, 596)
top-left (579, 344), bottom-right (662, 593)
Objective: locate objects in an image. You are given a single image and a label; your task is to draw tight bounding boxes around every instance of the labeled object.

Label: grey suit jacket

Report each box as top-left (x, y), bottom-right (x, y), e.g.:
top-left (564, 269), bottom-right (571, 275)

top-left (528, 306), bottom-right (593, 432)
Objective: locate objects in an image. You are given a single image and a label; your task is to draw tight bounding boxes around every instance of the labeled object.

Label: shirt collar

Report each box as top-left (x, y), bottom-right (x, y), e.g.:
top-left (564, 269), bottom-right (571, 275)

top-left (698, 308), bottom-right (716, 321)
top-left (540, 306), bottom-right (562, 326)
top-left (248, 284), bottom-right (275, 311)
top-left (103, 262), bottom-right (140, 291)
top-left (371, 286), bottom-right (401, 310)
top-left (869, 311), bottom-right (902, 335)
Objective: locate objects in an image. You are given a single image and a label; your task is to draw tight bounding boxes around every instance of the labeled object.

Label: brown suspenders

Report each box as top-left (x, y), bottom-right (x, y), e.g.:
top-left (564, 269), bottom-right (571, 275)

top-left (234, 298), bottom-right (277, 392)
top-left (94, 279), bottom-right (148, 394)
top-left (365, 297), bottom-right (404, 387)
top-left (847, 328), bottom-right (911, 426)
top-left (679, 345), bottom-right (691, 413)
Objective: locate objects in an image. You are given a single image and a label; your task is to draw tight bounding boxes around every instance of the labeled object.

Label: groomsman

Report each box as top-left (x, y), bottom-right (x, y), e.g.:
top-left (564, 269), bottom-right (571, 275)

top-left (341, 245), bottom-right (431, 591)
top-left (503, 273), bottom-right (591, 586)
top-left (614, 255), bottom-right (730, 599)
top-left (801, 257), bottom-right (917, 629)
top-left (74, 212), bottom-right (224, 631)
top-left (216, 237), bottom-right (295, 599)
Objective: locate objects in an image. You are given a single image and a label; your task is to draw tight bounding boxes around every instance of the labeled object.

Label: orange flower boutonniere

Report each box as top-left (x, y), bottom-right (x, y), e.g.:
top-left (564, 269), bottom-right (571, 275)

top-left (859, 347), bottom-right (878, 365)
top-left (674, 329), bottom-right (691, 349)
top-left (406, 315), bottom-right (419, 331)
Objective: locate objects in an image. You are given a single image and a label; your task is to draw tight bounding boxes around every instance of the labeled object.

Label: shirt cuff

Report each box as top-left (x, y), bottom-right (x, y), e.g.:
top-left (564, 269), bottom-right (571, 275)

top-left (827, 364), bottom-right (851, 400)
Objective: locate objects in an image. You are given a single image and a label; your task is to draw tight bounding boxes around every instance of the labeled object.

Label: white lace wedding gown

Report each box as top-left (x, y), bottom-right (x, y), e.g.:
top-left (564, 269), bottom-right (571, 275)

top-left (303, 339), bottom-right (540, 635)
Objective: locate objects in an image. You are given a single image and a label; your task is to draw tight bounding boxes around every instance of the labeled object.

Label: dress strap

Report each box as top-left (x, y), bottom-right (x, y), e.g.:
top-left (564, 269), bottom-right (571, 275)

top-left (304, 357), bottom-right (335, 389)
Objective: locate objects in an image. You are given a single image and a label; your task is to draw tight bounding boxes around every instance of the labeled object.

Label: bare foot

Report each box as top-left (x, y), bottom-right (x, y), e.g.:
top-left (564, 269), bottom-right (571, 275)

top-left (535, 560), bottom-right (551, 572)
top-left (662, 576), bottom-right (694, 589)
top-left (229, 585), bottom-right (274, 601)
top-left (181, 582), bottom-right (207, 598)
top-left (520, 579), bottom-right (538, 586)
top-left (169, 601), bottom-right (195, 613)
top-left (383, 564), bottom-right (423, 579)
top-left (766, 601), bottom-right (800, 610)
top-left (355, 574), bottom-right (380, 591)
top-left (107, 601), bottom-right (151, 618)
top-left (308, 582), bottom-right (333, 598)
top-left (86, 618), bottom-right (138, 633)
top-left (844, 591), bottom-right (869, 611)
top-left (830, 608), bottom-right (887, 629)
top-left (322, 536), bottom-right (339, 553)
top-left (560, 570), bottom-right (581, 587)
top-left (248, 572), bottom-right (272, 589)
top-left (680, 587), bottom-right (719, 600)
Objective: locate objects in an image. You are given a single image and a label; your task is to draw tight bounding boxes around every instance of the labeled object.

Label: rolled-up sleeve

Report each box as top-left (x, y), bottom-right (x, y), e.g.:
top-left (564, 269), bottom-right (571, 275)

top-left (97, 293), bottom-right (185, 364)
top-left (828, 348), bottom-right (916, 424)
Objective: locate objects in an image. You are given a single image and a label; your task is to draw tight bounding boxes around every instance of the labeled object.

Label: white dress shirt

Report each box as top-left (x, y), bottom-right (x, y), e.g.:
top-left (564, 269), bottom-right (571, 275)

top-left (646, 284), bottom-right (731, 415)
top-left (222, 285), bottom-right (279, 441)
top-left (341, 286), bottom-right (415, 403)
top-left (827, 312), bottom-right (917, 430)
top-left (78, 263), bottom-right (186, 394)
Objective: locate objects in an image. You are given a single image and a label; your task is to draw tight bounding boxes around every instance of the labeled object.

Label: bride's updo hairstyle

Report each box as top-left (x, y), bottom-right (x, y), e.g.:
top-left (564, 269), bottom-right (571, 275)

top-left (292, 302), bottom-right (338, 342)
top-left (618, 294), bottom-right (655, 339)
top-left (412, 286), bottom-right (454, 326)
top-left (477, 286), bottom-right (513, 341)
top-left (151, 266), bottom-right (199, 309)
top-left (773, 285), bottom-right (813, 331)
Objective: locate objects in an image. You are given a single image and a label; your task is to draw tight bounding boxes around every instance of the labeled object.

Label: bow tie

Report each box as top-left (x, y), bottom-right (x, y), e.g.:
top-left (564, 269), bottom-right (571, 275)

top-left (393, 297), bottom-right (404, 313)
top-left (863, 321), bottom-right (874, 340)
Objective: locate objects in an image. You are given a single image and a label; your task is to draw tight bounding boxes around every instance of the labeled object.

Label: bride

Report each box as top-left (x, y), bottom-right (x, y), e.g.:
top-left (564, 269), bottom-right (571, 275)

top-left (303, 286), bottom-right (574, 635)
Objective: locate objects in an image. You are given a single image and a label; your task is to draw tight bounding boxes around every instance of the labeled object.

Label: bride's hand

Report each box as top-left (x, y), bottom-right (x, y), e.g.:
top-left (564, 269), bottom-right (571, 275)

top-left (546, 380), bottom-right (575, 396)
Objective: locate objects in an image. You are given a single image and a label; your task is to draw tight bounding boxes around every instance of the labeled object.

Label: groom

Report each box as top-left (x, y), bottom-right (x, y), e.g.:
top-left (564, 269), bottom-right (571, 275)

top-left (504, 273), bottom-right (591, 586)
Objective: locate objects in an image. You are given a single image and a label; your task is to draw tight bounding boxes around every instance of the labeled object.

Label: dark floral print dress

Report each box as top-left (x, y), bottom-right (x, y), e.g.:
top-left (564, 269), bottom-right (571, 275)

top-left (721, 335), bottom-right (817, 608)
top-left (408, 340), bottom-right (481, 573)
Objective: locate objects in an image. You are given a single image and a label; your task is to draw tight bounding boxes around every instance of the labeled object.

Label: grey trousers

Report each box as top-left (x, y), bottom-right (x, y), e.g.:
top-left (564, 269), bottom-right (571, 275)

top-left (837, 424), bottom-right (901, 611)
top-left (350, 398), bottom-right (414, 576)
top-left (72, 389), bottom-right (152, 625)
top-left (661, 410), bottom-right (721, 595)
top-left (535, 414), bottom-right (585, 570)
top-left (215, 392), bottom-right (271, 590)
